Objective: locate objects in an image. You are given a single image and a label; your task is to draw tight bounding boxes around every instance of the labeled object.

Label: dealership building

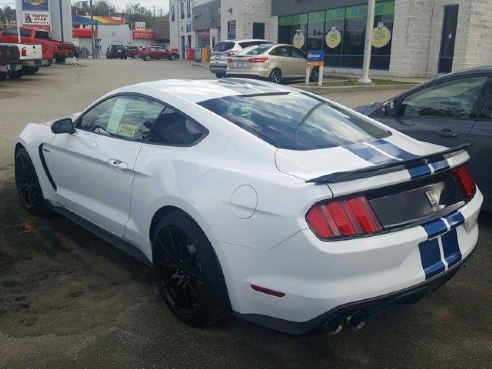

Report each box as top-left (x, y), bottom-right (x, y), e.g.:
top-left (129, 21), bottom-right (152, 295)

top-left (170, 0), bottom-right (492, 77)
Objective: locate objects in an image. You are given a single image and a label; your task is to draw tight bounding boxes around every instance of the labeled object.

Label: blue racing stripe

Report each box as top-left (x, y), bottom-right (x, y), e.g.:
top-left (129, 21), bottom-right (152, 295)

top-left (422, 218), bottom-right (448, 239)
top-left (446, 211), bottom-right (465, 229)
top-left (441, 228), bottom-right (462, 268)
top-left (373, 139), bottom-right (419, 160)
top-left (343, 142), bottom-right (396, 164)
top-left (419, 238), bottom-right (446, 279)
top-left (407, 164), bottom-right (432, 179)
top-left (430, 157), bottom-right (450, 173)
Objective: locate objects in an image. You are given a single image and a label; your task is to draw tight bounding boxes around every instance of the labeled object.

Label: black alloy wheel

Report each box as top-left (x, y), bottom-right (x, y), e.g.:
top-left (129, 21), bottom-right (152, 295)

top-left (310, 67), bottom-right (320, 82)
top-left (15, 148), bottom-right (45, 214)
top-left (155, 225), bottom-right (204, 317)
top-left (153, 211), bottom-right (230, 326)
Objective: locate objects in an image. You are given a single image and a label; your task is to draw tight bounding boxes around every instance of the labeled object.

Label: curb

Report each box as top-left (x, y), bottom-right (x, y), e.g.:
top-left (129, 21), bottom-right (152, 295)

top-left (294, 83), bottom-right (417, 94)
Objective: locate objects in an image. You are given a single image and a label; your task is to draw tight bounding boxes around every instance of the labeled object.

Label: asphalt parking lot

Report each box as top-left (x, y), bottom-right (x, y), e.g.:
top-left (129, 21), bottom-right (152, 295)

top-left (0, 59), bottom-right (491, 369)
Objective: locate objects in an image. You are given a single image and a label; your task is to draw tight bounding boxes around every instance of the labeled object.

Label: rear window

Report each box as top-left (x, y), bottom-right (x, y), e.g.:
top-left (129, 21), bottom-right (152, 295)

top-left (238, 45), bottom-right (272, 56)
top-left (199, 92), bottom-right (390, 150)
top-left (239, 40), bottom-right (270, 48)
top-left (34, 31), bottom-right (51, 39)
top-left (214, 42), bottom-right (235, 52)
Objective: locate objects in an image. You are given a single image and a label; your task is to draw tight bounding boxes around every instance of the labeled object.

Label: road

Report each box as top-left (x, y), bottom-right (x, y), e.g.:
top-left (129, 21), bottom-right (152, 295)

top-left (0, 59), bottom-right (490, 369)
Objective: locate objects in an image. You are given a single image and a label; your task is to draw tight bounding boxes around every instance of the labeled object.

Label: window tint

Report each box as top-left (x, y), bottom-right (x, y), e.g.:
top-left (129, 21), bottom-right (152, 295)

top-left (3, 28), bottom-right (18, 36)
top-left (272, 46), bottom-right (289, 57)
top-left (289, 47), bottom-right (306, 58)
top-left (34, 31), bottom-right (50, 39)
top-left (214, 42), bottom-right (235, 52)
top-left (78, 95), bottom-right (164, 141)
top-left (238, 41), bottom-right (252, 48)
top-left (401, 76), bottom-right (488, 119)
top-left (147, 107), bottom-right (208, 146)
top-left (199, 92), bottom-right (390, 150)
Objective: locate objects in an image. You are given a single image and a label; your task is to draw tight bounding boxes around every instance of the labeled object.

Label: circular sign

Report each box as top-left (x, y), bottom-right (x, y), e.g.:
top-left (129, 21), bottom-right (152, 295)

top-left (371, 23), bottom-right (391, 48)
top-left (325, 27), bottom-right (341, 49)
top-left (293, 32), bottom-right (305, 49)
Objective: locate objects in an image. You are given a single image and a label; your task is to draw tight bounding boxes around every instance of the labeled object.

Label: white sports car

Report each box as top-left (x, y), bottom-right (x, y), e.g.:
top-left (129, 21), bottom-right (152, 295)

top-left (15, 79), bottom-right (482, 335)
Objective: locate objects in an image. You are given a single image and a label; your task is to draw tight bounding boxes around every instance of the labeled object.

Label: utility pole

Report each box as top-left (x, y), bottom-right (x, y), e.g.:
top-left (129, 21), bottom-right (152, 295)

top-left (358, 0), bottom-right (376, 84)
top-left (89, 0), bottom-right (95, 58)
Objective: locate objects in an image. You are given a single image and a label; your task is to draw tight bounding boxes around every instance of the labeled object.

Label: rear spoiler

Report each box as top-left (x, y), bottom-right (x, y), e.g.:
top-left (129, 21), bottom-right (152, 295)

top-left (306, 143), bottom-right (471, 184)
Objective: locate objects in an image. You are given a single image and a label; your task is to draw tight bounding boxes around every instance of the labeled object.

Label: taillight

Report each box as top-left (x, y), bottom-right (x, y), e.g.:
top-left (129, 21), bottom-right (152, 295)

top-left (21, 47), bottom-right (27, 56)
top-left (248, 56), bottom-right (269, 63)
top-left (453, 166), bottom-right (476, 198)
top-left (306, 196), bottom-right (382, 240)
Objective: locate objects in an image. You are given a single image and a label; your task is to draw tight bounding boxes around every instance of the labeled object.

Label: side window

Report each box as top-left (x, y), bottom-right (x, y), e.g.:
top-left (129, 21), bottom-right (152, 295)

top-left (78, 95), bottom-right (164, 141)
top-left (21, 29), bottom-right (31, 37)
top-left (147, 106), bottom-right (208, 146)
top-left (272, 46), bottom-right (289, 57)
top-left (289, 47), bottom-right (306, 58)
top-left (400, 76), bottom-right (488, 119)
top-left (478, 90), bottom-right (492, 119)
top-left (3, 28), bottom-right (18, 36)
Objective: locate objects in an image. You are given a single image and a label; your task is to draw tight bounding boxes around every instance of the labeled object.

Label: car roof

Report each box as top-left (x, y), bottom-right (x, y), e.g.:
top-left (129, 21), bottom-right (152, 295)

top-left (118, 78), bottom-right (295, 104)
top-left (218, 39), bottom-right (270, 43)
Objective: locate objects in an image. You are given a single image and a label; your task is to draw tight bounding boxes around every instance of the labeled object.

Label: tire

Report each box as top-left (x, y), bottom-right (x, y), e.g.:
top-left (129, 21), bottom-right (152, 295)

top-left (215, 73), bottom-right (224, 79)
top-left (0, 73), bottom-right (7, 81)
top-left (144, 55), bottom-right (151, 61)
top-left (309, 67), bottom-right (320, 82)
top-left (269, 68), bottom-right (282, 84)
top-left (170, 54), bottom-right (177, 61)
top-left (15, 148), bottom-right (46, 215)
top-left (9, 70), bottom-right (23, 79)
top-left (153, 210), bottom-right (230, 326)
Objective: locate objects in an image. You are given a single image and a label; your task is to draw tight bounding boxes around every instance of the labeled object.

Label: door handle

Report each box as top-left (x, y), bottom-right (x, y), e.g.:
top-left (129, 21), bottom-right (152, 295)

top-left (108, 159), bottom-right (128, 170)
top-left (438, 128), bottom-right (458, 138)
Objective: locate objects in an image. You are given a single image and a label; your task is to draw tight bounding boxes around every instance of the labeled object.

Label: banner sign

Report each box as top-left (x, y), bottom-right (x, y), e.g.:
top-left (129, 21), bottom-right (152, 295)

top-left (306, 50), bottom-right (324, 67)
top-left (23, 11), bottom-right (50, 28)
top-left (132, 29), bottom-right (154, 39)
top-left (22, 0), bottom-right (48, 11)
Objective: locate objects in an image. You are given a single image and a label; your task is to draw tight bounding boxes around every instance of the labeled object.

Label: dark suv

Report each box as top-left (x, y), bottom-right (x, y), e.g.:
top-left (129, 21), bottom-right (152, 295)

top-left (106, 45), bottom-right (127, 59)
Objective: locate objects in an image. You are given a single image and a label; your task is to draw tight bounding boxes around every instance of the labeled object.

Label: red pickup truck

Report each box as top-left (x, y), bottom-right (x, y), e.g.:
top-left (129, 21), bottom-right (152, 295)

top-left (0, 27), bottom-right (78, 63)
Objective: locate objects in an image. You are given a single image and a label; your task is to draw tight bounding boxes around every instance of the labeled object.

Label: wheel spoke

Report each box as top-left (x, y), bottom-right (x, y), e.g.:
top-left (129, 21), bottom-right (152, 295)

top-left (156, 261), bottom-right (181, 269)
top-left (158, 239), bottom-right (176, 260)
top-left (186, 282), bottom-right (202, 304)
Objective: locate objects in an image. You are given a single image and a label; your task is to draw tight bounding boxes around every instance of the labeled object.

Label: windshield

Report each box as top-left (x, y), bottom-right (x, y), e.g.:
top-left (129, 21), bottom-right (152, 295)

top-left (199, 92), bottom-right (390, 150)
top-left (237, 45), bottom-right (272, 56)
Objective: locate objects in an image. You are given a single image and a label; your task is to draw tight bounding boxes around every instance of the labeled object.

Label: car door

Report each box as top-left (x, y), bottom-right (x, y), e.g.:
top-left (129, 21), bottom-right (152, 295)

top-left (288, 46), bottom-right (307, 77)
top-left (44, 94), bottom-right (165, 236)
top-left (123, 105), bottom-right (209, 249)
top-left (271, 46), bottom-right (295, 77)
top-left (467, 87), bottom-right (492, 209)
top-left (379, 75), bottom-right (490, 148)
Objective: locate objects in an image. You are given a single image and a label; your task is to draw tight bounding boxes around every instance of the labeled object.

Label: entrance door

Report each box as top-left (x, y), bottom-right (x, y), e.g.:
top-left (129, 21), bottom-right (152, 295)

top-left (181, 35), bottom-right (185, 58)
top-left (438, 5), bottom-right (459, 73)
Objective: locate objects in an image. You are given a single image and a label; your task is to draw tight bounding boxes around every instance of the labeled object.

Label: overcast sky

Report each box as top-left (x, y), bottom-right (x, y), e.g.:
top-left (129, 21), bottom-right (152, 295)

top-left (0, 0), bottom-right (170, 14)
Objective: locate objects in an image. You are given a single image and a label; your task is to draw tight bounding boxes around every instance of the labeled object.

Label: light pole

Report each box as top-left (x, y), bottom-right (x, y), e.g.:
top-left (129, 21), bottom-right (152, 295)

top-left (358, 0), bottom-right (376, 84)
top-left (89, 0), bottom-right (95, 58)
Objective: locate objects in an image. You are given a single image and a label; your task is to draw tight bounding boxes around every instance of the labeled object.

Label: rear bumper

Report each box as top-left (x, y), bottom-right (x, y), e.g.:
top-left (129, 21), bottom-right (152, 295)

top-left (216, 190), bottom-right (482, 335)
top-left (226, 69), bottom-right (271, 79)
top-left (209, 64), bottom-right (227, 74)
top-left (0, 63), bottom-right (22, 72)
top-left (237, 248), bottom-right (475, 335)
top-left (22, 59), bottom-right (41, 67)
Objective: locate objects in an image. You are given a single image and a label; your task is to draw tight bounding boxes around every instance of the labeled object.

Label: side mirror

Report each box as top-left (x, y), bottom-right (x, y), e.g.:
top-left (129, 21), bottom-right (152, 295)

top-left (382, 100), bottom-right (396, 116)
top-left (51, 118), bottom-right (75, 134)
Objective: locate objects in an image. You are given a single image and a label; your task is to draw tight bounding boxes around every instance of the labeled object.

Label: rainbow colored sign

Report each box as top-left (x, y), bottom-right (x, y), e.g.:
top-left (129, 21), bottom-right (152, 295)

top-left (72, 15), bottom-right (127, 25)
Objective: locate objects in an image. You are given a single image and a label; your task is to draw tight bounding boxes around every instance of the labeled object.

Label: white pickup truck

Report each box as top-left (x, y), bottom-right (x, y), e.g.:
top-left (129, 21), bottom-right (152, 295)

top-left (0, 43), bottom-right (42, 78)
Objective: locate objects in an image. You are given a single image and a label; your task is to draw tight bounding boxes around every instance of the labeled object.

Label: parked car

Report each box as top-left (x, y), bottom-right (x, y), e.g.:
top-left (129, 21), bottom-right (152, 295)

top-left (15, 79), bottom-right (481, 335)
top-left (1, 42), bottom-right (43, 77)
top-left (226, 44), bottom-right (319, 83)
top-left (0, 44), bottom-right (22, 80)
top-left (106, 44), bottom-right (127, 59)
top-left (209, 39), bottom-right (271, 78)
top-left (139, 46), bottom-right (178, 61)
top-left (0, 26), bottom-right (76, 63)
top-left (355, 67), bottom-right (492, 212)
top-left (125, 45), bottom-right (140, 58)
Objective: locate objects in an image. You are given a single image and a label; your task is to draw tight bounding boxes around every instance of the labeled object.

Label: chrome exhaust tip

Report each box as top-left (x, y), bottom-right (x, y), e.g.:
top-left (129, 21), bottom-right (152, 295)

top-left (346, 311), bottom-right (366, 331)
top-left (323, 315), bottom-right (344, 335)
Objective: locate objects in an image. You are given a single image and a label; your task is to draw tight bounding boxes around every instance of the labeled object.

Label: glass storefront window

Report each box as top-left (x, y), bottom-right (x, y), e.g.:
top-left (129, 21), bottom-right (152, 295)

top-left (279, 1), bottom-right (395, 70)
